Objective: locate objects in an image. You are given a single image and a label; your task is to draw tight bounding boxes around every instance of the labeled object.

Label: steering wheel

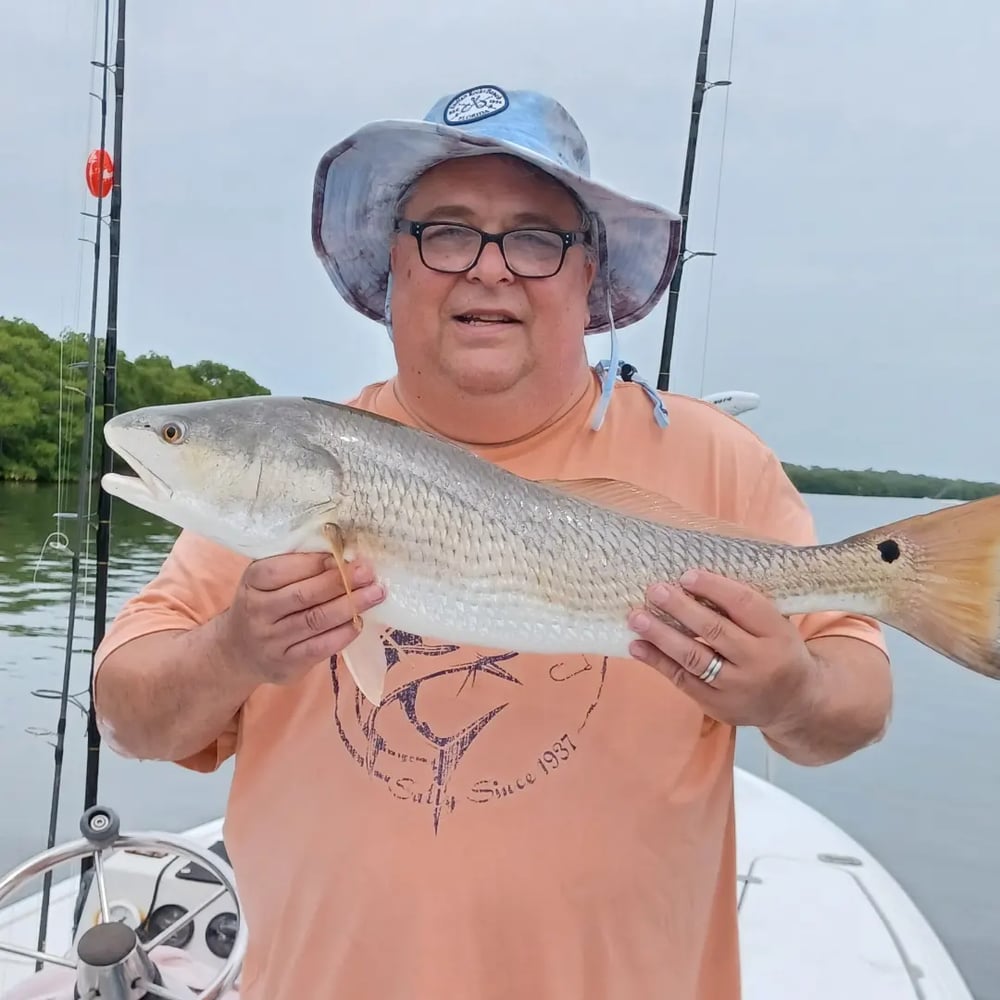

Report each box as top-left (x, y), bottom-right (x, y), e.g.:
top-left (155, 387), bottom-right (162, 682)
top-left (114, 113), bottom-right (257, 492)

top-left (0, 805), bottom-right (246, 1000)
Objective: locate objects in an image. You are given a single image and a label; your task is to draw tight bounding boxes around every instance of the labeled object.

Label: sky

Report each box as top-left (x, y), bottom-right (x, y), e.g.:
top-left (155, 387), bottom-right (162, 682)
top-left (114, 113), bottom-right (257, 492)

top-left (1, 0), bottom-right (997, 481)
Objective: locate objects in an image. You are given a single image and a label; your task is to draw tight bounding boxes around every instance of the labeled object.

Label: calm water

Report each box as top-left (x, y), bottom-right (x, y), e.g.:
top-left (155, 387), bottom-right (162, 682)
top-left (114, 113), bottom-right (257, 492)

top-left (1, 482), bottom-right (997, 997)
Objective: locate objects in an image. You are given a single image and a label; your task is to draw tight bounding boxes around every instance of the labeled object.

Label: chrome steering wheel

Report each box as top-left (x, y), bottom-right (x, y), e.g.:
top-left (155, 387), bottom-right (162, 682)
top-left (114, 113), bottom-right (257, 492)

top-left (0, 805), bottom-right (246, 1000)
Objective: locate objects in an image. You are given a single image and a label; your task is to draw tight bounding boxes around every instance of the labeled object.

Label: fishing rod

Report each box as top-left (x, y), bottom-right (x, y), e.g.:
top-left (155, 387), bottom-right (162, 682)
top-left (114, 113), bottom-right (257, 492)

top-left (656, 0), bottom-right (731, 391)
top-left (33, 0), bottom-right (114, 962)
top-left (81, 0), bottom-right (128, 875)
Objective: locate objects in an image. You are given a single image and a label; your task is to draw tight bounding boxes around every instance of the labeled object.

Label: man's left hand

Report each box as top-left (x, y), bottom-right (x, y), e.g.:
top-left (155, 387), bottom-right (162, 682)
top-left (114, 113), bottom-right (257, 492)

top-left (627, 568), bottom-right (823, 732)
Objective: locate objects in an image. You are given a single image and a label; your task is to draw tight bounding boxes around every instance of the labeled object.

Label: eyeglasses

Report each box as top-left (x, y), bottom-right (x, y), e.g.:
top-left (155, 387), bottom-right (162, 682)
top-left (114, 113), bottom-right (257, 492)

top-left (397, 220), bottom-right (589, 278)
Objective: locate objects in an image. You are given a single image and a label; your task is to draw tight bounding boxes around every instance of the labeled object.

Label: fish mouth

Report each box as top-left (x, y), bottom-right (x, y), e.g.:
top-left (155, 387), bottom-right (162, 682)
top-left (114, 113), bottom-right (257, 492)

top-left (101, 446), bottom-right (173, 504)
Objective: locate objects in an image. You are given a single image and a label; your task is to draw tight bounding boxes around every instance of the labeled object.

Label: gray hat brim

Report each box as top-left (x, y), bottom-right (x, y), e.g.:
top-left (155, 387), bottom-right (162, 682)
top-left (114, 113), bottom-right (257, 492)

top-left (311, 119), bottom-right (683, 334)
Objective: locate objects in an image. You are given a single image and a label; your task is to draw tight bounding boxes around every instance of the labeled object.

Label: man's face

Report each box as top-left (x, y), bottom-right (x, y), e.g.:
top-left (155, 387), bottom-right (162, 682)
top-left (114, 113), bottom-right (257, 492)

top-left (387, 154), bottom-right (596, 398)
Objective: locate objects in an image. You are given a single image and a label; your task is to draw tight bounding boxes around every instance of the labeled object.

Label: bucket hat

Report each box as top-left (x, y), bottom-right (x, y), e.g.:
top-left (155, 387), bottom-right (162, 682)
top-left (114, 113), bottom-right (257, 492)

top-left (311, 83), bottom-right (682, 334)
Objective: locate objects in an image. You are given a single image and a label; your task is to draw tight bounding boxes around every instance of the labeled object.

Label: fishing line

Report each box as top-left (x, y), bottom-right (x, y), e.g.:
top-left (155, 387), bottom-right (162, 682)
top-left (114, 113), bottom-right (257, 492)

top-left (50, 0), bottom-right (94, 531)
top-left (30, 533), bottom-right (72, 584)
top-left (693, 0), bottom-right (775, 783)
top-left (79, 0), bottom-right (122, 600)
top-left (697, 0), bottom-right (739, 398)
top-left (26, 689), bottom-right (91, 746)
top-left (34, 0), bottom-right (114, 964)
top-left (54, 0), bottom-right (106, 545)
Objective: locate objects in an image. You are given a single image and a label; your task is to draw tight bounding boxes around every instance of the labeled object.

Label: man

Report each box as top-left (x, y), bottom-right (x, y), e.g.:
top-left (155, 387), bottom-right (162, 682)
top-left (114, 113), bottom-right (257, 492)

top-left (93, 84), bottom-right (892, 999)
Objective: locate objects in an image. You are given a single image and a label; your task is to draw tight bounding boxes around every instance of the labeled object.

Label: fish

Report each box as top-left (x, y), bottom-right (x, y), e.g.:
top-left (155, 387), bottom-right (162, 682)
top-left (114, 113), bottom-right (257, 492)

top-left (99, 394), bottom-right (1000, 705)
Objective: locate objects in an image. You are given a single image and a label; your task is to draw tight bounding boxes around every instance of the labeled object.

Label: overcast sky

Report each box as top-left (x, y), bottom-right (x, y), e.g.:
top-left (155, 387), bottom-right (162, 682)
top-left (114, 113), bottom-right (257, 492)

top-left (2, 0), bottom-right (996, 481)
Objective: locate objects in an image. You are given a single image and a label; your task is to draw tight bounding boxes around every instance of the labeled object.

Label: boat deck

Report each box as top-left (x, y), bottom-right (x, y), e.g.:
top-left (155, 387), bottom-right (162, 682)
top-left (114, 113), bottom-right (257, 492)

top-left (735, 769), bottom-right (971, 998)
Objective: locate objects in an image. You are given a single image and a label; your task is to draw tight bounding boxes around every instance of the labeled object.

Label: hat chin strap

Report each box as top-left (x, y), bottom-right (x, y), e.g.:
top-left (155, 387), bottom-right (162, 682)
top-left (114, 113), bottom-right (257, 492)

top-left (383, 271), bottom-right (395, 341)
top-left (589, 219), bottom-right (669, 432)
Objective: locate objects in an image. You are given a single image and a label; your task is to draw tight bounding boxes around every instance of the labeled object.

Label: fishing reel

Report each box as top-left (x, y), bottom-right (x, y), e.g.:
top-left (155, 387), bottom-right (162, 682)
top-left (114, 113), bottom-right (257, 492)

top-left (0, 805), bottom-right (245, 1000)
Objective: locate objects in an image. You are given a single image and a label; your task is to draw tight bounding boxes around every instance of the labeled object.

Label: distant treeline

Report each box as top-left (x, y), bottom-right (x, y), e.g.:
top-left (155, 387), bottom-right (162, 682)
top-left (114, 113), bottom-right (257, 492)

top-left (2, 316), bottom-right (996, 499)
top-left (782, 463), bottom-right (999, 501)
top-left (0, 317), bottom-right (269, 482)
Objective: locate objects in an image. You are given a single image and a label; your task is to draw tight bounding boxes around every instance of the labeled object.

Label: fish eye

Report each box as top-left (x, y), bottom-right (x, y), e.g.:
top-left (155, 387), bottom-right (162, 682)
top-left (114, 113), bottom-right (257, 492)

top-left (160, 421), bottom-right (185, 444)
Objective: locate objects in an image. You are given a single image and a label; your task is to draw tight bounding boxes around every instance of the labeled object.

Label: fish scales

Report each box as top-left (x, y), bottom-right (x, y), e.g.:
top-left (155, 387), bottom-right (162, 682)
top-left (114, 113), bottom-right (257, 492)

top-left (328, 406), bottom-right (851, 655)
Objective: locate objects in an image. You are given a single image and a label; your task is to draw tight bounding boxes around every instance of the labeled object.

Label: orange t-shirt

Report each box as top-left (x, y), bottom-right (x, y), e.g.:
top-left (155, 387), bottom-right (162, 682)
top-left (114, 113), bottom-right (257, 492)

top-left (94, 375), bottom-right (887, 1000)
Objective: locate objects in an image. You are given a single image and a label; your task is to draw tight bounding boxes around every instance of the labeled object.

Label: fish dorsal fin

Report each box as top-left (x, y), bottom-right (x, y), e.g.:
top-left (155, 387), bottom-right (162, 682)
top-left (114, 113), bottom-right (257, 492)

top-left (535, 477), bottom-right (776, 542)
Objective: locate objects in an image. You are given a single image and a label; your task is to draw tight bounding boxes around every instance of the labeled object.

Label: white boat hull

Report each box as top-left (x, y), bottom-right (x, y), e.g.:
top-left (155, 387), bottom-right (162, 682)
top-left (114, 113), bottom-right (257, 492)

top-left (734, 769), bottom-right (971, 998)
top-left (0, 768), bottom-right (973, 998)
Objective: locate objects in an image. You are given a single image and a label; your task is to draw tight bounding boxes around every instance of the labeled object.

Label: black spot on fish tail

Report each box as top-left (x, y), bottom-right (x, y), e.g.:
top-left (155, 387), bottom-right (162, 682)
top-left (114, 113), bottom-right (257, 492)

top-left (877, 539), bottom-right (901, 563)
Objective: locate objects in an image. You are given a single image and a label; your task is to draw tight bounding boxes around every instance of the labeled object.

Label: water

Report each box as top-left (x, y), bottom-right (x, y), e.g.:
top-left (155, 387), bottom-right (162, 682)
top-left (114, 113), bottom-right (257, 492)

top-left (1, 482), bottom-right (997, 997)
top-left (0, 483), bottom-right (233, 873)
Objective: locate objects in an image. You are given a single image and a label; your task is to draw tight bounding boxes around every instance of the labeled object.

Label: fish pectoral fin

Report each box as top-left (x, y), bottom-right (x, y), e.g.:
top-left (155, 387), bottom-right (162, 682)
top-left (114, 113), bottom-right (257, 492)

top-left (341, 616), bottom-right (390, 706)
top-left (535, 477), bottom-right (777, 541)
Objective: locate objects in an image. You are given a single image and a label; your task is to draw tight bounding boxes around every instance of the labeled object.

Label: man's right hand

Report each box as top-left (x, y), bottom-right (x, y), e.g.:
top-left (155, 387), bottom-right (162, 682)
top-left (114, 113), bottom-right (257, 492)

top-left (219, 552), bottom-right (386, 686)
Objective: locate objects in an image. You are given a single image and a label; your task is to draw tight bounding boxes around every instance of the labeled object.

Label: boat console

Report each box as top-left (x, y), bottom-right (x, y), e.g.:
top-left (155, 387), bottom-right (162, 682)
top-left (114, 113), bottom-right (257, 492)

top-left (0, 806), bottom-right (244, 1000)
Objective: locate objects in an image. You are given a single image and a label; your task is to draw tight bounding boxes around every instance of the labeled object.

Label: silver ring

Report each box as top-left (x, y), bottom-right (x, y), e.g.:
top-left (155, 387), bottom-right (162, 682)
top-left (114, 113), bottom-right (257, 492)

top-left (698, 652), bottom-right (725, 685)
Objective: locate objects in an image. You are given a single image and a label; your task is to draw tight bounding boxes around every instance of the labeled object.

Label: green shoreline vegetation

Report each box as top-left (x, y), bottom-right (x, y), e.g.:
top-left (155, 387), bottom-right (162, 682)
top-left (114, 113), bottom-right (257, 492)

top-left (1, 317), bottom-right (269, 484)
top-left (2, 317), bottom-right (997, 501)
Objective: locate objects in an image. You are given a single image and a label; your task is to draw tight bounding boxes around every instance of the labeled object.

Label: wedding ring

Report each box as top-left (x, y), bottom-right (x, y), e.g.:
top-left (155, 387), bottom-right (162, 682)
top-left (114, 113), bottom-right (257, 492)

top-left (698, 652), bottom-right (725, 685)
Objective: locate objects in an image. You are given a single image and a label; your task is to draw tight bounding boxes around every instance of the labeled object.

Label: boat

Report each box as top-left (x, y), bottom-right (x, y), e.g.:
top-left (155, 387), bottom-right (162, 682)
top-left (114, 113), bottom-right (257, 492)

top-left (0, 766), bottom-right (975, 998)
top-left (702, 389), bottom-right (760, 417)
top-left (0, 0), bottom-right (977, 997)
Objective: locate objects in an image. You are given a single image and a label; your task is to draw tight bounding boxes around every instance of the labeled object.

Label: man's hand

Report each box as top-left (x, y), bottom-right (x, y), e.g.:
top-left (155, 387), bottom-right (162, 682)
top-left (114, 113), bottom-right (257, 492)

top-left (219, 552), bottom-right (386, 686)
top-left (627, 568), bottom-right (892, 764)
top-left (627, 568), bottom-right (823, 732)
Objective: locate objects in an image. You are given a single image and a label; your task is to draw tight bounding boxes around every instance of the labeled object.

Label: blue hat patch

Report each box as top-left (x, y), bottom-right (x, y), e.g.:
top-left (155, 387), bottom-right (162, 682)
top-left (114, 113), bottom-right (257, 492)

top-left (441, 85), bottom-right (509, 126)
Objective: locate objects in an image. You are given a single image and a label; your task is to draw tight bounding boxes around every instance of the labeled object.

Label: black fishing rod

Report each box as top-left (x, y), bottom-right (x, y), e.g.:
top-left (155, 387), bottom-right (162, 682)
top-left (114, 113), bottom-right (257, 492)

top-left (81, 0), bottom-right (127, 874)
top-left (33, 0), bottom-right (114, 962)
top-left (656, 0), bottom-right (729, 391)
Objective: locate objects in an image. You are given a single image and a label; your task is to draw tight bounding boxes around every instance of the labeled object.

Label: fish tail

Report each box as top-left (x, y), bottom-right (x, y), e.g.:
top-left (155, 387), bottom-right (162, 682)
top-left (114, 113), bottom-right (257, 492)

top-left (845, 494), bottom-right (1000, 679)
